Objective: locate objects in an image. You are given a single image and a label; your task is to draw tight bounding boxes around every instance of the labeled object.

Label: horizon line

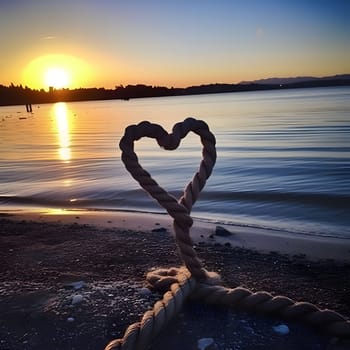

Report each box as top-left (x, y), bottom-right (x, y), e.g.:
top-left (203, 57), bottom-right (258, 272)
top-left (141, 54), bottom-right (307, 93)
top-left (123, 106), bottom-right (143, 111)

top-left (2, 73), bottom-right (350, 91)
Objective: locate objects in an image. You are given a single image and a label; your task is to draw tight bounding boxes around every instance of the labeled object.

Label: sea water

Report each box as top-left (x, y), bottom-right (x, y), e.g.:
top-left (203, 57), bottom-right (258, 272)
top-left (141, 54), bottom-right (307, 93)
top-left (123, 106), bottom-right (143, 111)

top-left (1, 86), bottom-right (349, 238)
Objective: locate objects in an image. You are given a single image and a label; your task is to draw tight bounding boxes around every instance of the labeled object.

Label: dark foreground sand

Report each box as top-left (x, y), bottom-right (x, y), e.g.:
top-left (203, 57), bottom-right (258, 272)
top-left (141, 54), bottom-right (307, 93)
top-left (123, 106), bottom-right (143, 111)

top-left (1, 216), bottom-right (350, 350)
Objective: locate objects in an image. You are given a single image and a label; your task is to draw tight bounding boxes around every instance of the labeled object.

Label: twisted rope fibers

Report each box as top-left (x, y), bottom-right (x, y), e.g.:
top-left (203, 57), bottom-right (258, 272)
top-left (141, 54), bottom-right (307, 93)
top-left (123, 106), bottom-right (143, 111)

top-left (105, 118), bottom-right (350, 350)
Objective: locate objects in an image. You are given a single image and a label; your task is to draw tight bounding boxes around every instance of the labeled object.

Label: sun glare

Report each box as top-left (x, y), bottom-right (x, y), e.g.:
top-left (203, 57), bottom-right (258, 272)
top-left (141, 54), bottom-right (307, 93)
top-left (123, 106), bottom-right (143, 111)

top-left (44, 67), bottom-right (70, 89)
top-left (53, 102), bottom-right (71, 162)
top-left (22, 54), bottom-right (92, 90)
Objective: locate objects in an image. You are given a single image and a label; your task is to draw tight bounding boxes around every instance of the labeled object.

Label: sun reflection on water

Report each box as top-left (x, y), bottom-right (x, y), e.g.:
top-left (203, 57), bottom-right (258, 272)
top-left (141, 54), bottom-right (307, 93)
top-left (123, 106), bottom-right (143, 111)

top-left (53, 102), bottom-right (71, 162)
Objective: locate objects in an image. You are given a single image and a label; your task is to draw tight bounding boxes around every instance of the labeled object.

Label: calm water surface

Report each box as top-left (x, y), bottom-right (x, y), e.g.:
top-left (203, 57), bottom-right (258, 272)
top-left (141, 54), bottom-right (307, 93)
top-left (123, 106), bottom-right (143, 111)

top-left (1, 87), bottom-right (349, 238)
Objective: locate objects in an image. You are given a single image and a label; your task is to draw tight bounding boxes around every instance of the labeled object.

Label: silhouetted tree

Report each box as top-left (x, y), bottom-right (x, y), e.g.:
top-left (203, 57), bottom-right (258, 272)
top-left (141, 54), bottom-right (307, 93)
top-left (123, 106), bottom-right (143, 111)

top-left (0, 76), bottom-right (349, 106)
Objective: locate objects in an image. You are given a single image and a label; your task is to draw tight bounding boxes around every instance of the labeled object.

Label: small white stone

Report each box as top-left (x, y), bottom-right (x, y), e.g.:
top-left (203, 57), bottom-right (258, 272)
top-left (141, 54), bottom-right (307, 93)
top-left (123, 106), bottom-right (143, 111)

top-left (67, 317), bottom-right (75, 322)
top-left (64, 280), bottom-right (86, 290)
top-left (198, 337), bottom-right (215, 350)
top-left (71, 281), bottom-right (85, 290)
top-left (272, 324), bottom-right (290, 335)
top-left (71, 294), bottom-right (83, 305)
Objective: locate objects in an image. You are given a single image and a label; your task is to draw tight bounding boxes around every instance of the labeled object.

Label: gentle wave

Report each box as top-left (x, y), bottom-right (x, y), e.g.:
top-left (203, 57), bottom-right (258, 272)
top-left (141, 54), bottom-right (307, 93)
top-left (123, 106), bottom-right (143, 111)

top-left (2, 187), bottom-right (349, 239)
top-left (2, 189), bottom-right (349, 209)
top-left (200, 190), bottom-right (350, 208)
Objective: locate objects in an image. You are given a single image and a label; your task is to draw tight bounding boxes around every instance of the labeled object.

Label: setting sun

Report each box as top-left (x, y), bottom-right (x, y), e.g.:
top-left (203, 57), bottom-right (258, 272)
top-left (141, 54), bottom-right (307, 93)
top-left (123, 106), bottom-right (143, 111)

top-left (44, 67), bottom-right (70, 89)
top-left (22, 54), bottom-right (92, 90)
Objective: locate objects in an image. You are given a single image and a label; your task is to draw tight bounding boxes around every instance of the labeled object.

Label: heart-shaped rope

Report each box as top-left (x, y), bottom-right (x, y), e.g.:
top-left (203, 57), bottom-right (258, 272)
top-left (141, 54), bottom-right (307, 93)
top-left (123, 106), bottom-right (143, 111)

top-left (106, 118), bottom-right (350, 350)
top-left (119, 117), bottom-right (217, 281)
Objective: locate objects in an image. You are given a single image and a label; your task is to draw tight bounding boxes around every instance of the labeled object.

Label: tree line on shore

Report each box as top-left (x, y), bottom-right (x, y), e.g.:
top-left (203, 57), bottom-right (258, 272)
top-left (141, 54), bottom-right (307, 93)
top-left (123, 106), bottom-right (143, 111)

top-left (1, 76), bottom-right (350, 106)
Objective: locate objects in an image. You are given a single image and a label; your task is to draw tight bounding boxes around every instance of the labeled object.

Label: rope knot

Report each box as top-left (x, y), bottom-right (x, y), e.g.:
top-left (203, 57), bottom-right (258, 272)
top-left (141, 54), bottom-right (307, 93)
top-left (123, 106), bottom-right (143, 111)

top-left (146, 267), bottom-right (193, 293)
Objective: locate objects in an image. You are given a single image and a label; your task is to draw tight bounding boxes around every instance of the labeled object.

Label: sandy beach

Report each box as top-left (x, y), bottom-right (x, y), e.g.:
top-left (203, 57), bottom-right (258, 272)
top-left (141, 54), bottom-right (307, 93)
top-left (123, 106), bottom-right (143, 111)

top-left (1, 209), bottom-right (350, 349)
top-left (5, 208), bottom-right (350, 262)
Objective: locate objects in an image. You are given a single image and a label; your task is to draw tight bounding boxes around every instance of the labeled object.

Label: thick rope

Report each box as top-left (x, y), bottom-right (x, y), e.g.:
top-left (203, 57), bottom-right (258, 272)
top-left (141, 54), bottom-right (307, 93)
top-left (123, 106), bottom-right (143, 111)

top-left (119, 118), bottom-right (217, 281)
top-left (105, 118), bottom-right (350, 350)
top-left (105, 267), bottom-right (196, 350)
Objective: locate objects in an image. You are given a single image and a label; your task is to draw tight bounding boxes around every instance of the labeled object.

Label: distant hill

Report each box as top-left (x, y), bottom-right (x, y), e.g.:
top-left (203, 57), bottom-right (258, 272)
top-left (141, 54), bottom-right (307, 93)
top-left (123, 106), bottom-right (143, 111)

top-left (240, 74), bottom-right (350, 85)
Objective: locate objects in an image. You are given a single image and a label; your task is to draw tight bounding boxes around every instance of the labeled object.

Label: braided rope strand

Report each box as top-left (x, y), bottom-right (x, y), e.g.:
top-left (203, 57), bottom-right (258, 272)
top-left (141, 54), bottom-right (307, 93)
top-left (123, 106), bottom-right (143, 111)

top-left (119, 118), bottom-right (216, 281)
top-left (190, 283), bottom-right (350, 336)
top-left (105, 118), bottom-right (350, 350)
top-left (105, 268), bottom-right (196, 350)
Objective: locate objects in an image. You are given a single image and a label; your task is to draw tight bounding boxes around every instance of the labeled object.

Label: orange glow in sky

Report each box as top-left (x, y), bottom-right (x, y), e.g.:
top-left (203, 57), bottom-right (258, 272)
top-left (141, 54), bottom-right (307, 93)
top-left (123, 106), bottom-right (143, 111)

top-left (22, 54), bottom-right (93, 90)
top-left (1, 1), bottom-right (349, 89)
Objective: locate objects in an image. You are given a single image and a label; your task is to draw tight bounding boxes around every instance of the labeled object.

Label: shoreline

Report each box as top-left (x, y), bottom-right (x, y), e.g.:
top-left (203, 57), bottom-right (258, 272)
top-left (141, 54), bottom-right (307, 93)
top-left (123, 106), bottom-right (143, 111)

top-left (1, 207), bottom-right (350, 263)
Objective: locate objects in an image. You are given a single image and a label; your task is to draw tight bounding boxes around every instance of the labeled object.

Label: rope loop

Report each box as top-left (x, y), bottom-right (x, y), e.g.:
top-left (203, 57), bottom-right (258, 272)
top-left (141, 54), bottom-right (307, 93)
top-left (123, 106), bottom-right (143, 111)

top-left (119, 118), bottom-right (217, 280)
top-left (105, 118), bottom-right (350, 350)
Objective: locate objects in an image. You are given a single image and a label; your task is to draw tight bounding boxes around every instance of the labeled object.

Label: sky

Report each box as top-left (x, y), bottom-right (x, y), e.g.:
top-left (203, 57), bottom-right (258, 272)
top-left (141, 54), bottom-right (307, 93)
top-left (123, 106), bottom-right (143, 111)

top-left (0, 0), bottom-right (349, 90)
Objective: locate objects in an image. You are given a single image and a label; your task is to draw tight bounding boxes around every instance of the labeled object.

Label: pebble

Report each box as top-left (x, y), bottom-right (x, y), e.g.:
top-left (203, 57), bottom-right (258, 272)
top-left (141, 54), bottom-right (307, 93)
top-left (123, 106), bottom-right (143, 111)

top-left (215, 226), bottom-right (232, 237)
top-left (272, 324), bottom-right (290, 335)
top-left (71, 294), bottom-right (83, 305)
top-left (67, 317), bottom-right (75, 322)
top-left (151, 227), bottom-right (167, 233)
top-left (197, 337), bottom-right (216, 350)
top-left (140, 287), bottom-right (152, 296)
top-left (64, 281), bottom-right (86, 290)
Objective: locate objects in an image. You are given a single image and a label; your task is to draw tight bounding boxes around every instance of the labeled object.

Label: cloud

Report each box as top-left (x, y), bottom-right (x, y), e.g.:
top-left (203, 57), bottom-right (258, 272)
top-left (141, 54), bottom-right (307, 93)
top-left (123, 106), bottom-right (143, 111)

top-left (41, 35), bottom-right (56, 40)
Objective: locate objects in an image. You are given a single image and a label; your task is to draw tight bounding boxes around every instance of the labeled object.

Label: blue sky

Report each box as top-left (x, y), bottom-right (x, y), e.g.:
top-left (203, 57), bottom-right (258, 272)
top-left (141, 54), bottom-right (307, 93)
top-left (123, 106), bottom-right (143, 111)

top-left (1, 0), bottom-right (349, 88)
